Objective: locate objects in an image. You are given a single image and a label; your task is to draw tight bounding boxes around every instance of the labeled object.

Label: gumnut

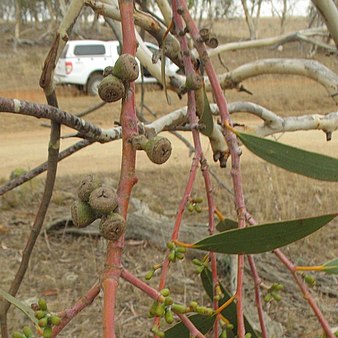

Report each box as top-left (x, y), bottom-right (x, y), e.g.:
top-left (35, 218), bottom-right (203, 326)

top-left (22, 327), bottom-right (33, 338)
top-left (206, 36), bottom-right (219, 48)
top-left (98, 74), bottom-right (125, 102)
top-left (199, 27), bottom-right (210, 42)
top-left (164, 309), bottom-right (174, 324)
top-left (50, 315), bottom-right (61, 325)
top-left (38, 298), bottom-right (48, 311)
top-left (144, 136), bottom-right (172, 165)
top-left (103, 66), bottom-right (114, 78)
top-left (71, 200), bottom-right (97, 228)
top-left (112, 54), bottom-right (139, 82)
top-left (89, 186), bottom-right (118, 215)
top-left (77, 174), bottom-right (102, 202)
top-left (99, 212), bottom-right (126, 241)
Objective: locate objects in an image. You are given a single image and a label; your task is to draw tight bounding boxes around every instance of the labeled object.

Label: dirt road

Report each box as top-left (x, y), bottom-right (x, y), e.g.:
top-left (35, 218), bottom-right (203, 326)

top-left (1, 124), bottom-right (338, 179)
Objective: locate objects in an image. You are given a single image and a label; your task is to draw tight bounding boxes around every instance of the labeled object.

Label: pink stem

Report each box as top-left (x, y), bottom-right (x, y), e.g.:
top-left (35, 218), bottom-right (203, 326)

top-left (247, 256), bottom-right (268, 338)
top-left (101, 1), bottom-right (138, 337)
top-left (245, 211), bottom-right (334, 338)
top-left (121, 269), bottom-right (161, 301)
top-left (274, 249), bottom-right (335, 338)
top-left (53, 282), bottom-right (100, 336)
top-left (177, 3), bottom-right (247, 336)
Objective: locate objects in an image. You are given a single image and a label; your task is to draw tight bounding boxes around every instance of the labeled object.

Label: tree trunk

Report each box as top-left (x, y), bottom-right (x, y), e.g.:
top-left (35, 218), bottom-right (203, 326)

top-left (241, 0), bottom-right (256, 40)
top-left (311, 0), bottom-right (338, 49)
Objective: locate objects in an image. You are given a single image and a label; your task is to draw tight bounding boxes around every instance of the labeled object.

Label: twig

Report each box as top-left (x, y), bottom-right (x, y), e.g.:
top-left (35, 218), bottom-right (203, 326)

top-left (247, 256), bottom-right (268, 338)
top-left (178, 2), bottom-right (247, 335)
top-left (0, 97), bottom-right (112, 143)
top-left (0, 139), bottom-right (93, 196)
top-left (53, 282), bottom-right (101, 336)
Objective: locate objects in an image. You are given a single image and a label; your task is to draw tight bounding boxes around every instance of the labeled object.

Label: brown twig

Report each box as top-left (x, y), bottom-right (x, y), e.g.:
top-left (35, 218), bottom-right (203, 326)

top-left (0, 139), bottom-right (93, 196)
top-left (0, 97), bottom-right (112, 142)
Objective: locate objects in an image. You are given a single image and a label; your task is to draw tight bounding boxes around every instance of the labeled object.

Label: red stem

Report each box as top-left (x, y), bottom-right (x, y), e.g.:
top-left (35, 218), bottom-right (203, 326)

top-left (53, 282), bottom-right (101, 336)
top-left (274, 249), bottom-right (335, 338)
top-left (245, 211), bottom-right (334, 338)
top-left (121, 269), bottom-right (162, 301)
top-left (177, 3), bottom-right (247, 336)
top-left (247, 256), bottom-right (268, 338)
top-left (101, 1), bottom-right (138, 337)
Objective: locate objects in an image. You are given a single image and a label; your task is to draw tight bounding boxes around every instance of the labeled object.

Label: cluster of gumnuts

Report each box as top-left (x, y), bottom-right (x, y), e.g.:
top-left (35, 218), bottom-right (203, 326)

top-left (263, 282), bottom-right (284, 303)
top-left (71, 174), bottom-right (125, 241)
top-left (12, 299), bottom-right (60, 338)
top-left (98, 53), bottom-right (139, 103)
top-left (148, 288), bottom-right (214, 337)
top-left (187, 196), bottom-right (203, 213)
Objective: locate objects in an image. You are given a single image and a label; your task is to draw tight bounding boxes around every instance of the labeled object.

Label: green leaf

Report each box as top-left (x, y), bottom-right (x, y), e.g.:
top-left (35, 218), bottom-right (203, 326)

top-left (194, 214), bottom-right (336, 254)
top-left (164, 313), bottom-right (215, 337)
top-left (238, 132), bottom-right (338, 182)
top-left (200, 269), bottom-right (258, 337)
top-left (216, 218), bottom-right (238, 232)
top-left (0, 288), bottom-right (38, 325)
top-left (198, 88), bottom-right (214, 137)
top-left (323, 258), bottom-right (338, 274)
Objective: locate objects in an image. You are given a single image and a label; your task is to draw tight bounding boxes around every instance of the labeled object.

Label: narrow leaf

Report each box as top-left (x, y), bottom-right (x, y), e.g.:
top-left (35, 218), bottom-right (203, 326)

top-left (200, 269), bottom-right (258, 337)
top-left (198, 88), bottom-right (214, 137)
top-left (323, 258), bottom-right (338, 274)
top-left (0, 288), bottom-right (38, 325)
top-left (216, 218), bottom-right (238, 232)
top-left (238, 131), bottom-right (338, 182)
top-left (194, 214), bottom-right (336, 254)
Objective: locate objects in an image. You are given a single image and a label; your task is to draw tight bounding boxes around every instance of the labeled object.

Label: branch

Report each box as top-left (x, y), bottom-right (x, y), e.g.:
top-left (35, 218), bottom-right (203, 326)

top-left (226, 101), bottom-right (338, 138)
top-left (208, 27), bottom-right (335, 57)
top-left (0, 139), bottom-right (93, 196)
top-left (0, 97), bottom-right (114, 142)
top-left (86, 0), bottom-right (182, 66)
top-left (215, 58), bottom-right (338, 104)
top-left (311, 0), bottom-right (338, 49)
top-left (53, 282), bottom-right (101, 336)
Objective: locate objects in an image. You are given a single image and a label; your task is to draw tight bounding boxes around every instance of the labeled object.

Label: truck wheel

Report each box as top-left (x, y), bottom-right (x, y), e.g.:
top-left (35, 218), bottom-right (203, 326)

top-left (87, 73), bottom-right (103, 96)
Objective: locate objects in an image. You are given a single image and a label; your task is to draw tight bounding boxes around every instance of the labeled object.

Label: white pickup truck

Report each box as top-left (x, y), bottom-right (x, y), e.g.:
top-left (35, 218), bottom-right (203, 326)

top-left (54, 40), bottom-right (179, 95)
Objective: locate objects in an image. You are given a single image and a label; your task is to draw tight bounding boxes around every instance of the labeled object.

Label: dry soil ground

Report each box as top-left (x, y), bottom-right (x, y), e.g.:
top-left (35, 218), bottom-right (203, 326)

top-left (0, 18), bottom-right (338, 338)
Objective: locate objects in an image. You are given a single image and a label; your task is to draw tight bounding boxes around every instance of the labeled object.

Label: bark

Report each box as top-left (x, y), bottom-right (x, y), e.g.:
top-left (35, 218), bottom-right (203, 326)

top-left (241, 0), bottom-right (256, 40)
top-left (312, 0), bottom-right (338, 49)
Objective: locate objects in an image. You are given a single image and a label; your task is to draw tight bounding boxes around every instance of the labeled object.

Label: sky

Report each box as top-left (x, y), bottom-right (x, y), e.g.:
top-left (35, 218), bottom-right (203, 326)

top-left (259, 0), bottom-right (310, 17)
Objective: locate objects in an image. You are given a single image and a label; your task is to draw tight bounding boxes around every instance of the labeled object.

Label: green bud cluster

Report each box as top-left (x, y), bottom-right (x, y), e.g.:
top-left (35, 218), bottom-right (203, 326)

top-left (263, 283), bottom-right (284, 303)
top-left (187, 197), bottom-right (203, 214)
top-left (12, 299), bottom-right (61, 338)
top-left (167, 241), bottom-right (187, 263)
top-left (35, 298), bottom-right (61, 337)
top-left (192, 257), bottom-right (209, 274)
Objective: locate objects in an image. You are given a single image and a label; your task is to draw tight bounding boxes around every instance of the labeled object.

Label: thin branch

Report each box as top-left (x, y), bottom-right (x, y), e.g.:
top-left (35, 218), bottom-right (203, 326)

top-left (207, 27), bottom-right (334, 57)
top-left (0, 97), bottom-right (113, 142)
top-left (215, 59), bottom-right (338, 104)
top-left (53, 282), bottom-right (101, 336)
top-left (0, 139), bottom-right (93, 196)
